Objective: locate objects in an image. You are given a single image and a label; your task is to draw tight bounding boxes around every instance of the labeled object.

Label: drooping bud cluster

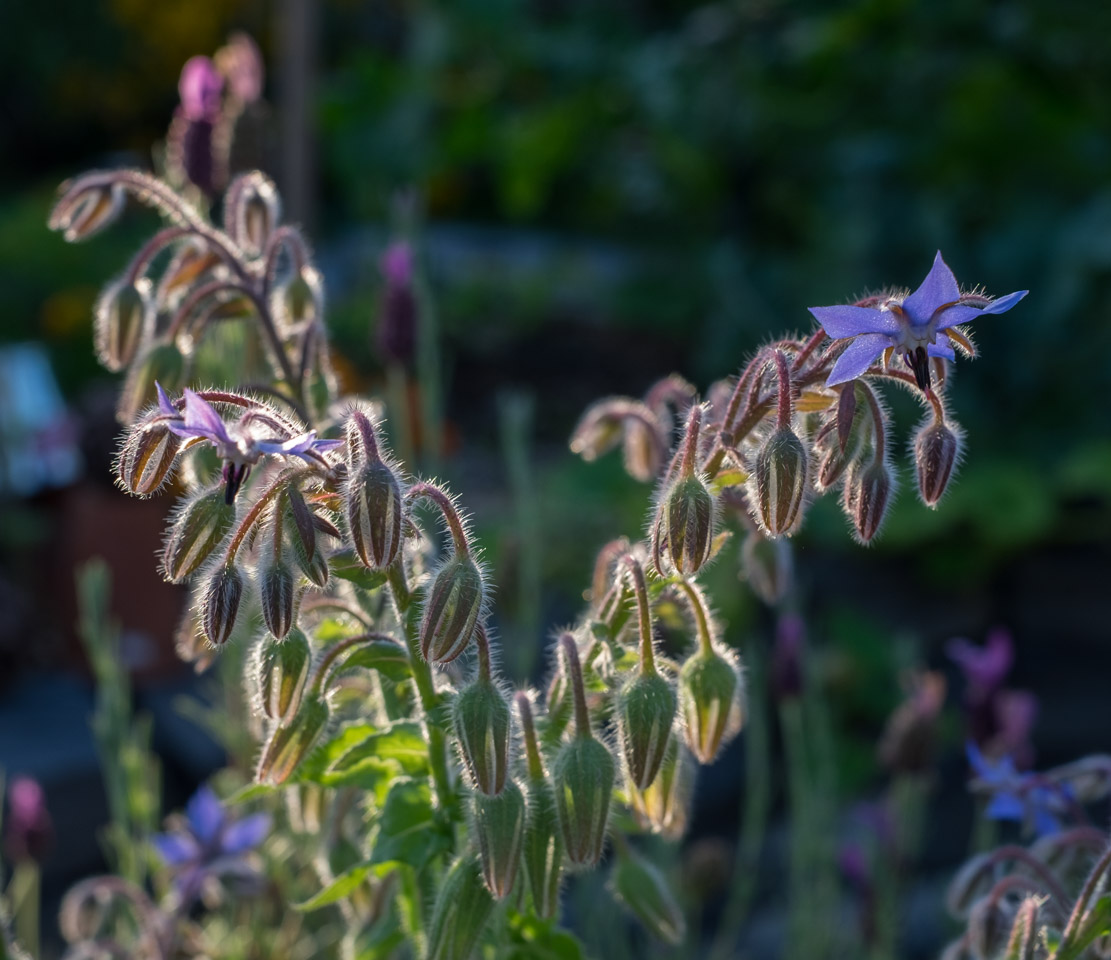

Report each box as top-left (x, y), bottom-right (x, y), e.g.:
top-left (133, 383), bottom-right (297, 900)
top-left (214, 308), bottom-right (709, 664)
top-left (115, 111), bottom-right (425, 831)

top-left (652, 404), bottom-right (716, 576)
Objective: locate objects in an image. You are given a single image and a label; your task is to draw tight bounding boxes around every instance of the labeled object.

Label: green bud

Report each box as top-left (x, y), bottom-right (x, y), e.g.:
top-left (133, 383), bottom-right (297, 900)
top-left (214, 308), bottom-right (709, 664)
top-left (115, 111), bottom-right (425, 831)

top-left (346, 459), bottom-right (403, 570)
top-left (472, 779), bottom-right (526, 899)
top-left (453, 679), bottom-right (510, 796)
top-left (843, 457), bottom-right (894, 544)
top-left (420, 554), bottom-right (484, 664)
top-left (523, 777), bottom-right (564, 919)
top-left (630, 737), bottom-right (694, 839)
top-left (658, 474), bottom-right (715, 576)
top-left (257, 693), bottom-right (329, 785)
top-left (552, 736), bottom-right (615, 867)
top-left (257, 628), bottom-right (311, 722)
top-left (117, 340), bottom-right (188, 425)
top-left (49, 181), bottom-right (125, 242)
top-left (609, 845), bottom-right (686, 945)
top-left (751, 426), bottom-right (808, 537)
top-left (914, 418), bottom-right (961, 507)
top-left (259, 558), bottom-right (297, 639)
top-left (161, 486), bottom-right (235, 582)
top-left (199, 563), bottom-right (243, 646)
top-left (678, 649), bottom-right (743, 765)
top-left (224, 171), bottom-right (280, 256)
top-left (116, 418), bottom-right (182, 496)
top-left (95, 278), bottom-right (150, 372)
top-left (615, 671), bottom-right (676, 791)
top-left (425, 855), bottom-right (495, 960)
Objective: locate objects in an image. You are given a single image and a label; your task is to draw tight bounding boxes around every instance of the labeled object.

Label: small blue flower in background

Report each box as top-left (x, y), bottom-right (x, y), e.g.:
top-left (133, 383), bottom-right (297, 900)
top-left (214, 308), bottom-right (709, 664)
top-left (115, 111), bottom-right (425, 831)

top-left (966, 742), bottom-right (1074, 838)
top-left (809, 252), bottom-right (1027, 391)
top-left (153, 785), bottom-right (271, 905)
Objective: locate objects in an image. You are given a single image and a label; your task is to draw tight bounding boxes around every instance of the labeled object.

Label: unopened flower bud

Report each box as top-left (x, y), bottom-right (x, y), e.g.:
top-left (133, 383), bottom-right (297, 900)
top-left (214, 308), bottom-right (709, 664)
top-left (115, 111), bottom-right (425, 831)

top-left (420, 554), bottom-right (484, 664)
top-left (609, 844), bottom-right (686, 945)
top-left (118, 341), bottom-right (188, 425)
top-left (346, 459), bottom-right (403, 570)
top-left (630, 737), bottom-right (694, 839)
top-left (95, 278), bottom-right (151, 372)
top-left (569, 401), bottom-right (626, 463)
top-left (523, 776), bottom-right (563, 918)
top-left (259, 557), bottom-right (297, 639)
top-left (280, 267), bottom-right (323, 328)
top-left (224, 172), bottom-right (280, 257)
top-left (49, 182), bottom-right (125, 243)
top-left (199, 563), bottom-right (243, 646)
top-left (257, 628), bottom-right (311, 722)
top-left (616, 671), bottom-right (677, 791)
top-left (425, 856), bottom-right (495, 960)
top-left (678, 649), bottom-right (744, 764)
top-left (453, 679), bottom-right (511, 796)
top-left (257, 693), bottom-right (329, 785)
top-left (116, 419), bottom-right (182, 496)
top-left (623, 419), bottom-right (663, 482)
top-left (967, 893), bottom-right (1016, 960)
top-left (552, 735), bottom-right (615, 867)
top-left (751, 426), bottom-right (808, 537)
top-left (161, 486), bottom-right (235, 582)
top-left (843, 458), bottom-right (894, 544)
top-left (739, 532), bottom-right (792, 606)
top-left (472, 779), bottom-right (526, 899)
top-left (915, 418), bottom-right (962, 507)
top-left (657, 474), bottom-right (715, 576)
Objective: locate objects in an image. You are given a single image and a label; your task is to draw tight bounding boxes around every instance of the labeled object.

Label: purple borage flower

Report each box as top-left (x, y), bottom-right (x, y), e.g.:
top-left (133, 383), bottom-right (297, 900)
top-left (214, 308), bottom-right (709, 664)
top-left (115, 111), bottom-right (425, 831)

top-left (152, 785), bottom-right (271, 905)
top-left (966, 742), bottom-right (1076, 837)
top-left (809, 252), bottom-right (1028, 391)
top-left (156, 383), bottom-right (342, 502)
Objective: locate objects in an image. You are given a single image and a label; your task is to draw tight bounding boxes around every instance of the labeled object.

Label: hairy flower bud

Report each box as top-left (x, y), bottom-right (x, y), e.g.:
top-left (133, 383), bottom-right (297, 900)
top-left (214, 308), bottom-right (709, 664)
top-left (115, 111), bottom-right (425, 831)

top-left (224, 172), bottom-right (280, 257)
top-left (630, 737), bottom-right (694, 839)
top-left (678, 649), bottom-right (743, 764)
top-left (523, 776), bottom-right (563, 918)
top-left (257, 629), bottom-right (311, 722)
top-left (280, 268), bottom-right (323, 328)
top-left (552, 735), bottom-right (616, 866)
top-left (117, 419), bottom-right (182, 496)
top-left (49, 182), bottom-right (125, 242)
top-left (95, 278), bottom-right (151, 372)
top-left (161, 486), bottom-right (235, 583)
top-left (346, 459), bottom-right (403, 570)
top-left (739, 532), bottom-right (792, 606)
top-left (569, 401), bottom-right (625, 463)
top-left (199, 563), bottom-right (243, 646)
top-left (118, 341), bottom-right (188, 425)
top-left (453, 679), bottom-right (511, 796)
top-left (257, 693), bottom-right (329, 785)
top-left (420, 554), bottom-right (484, 664)
top-left (750, 426), bottom-right (808, 537)
top-left (616, 671), bottom-right (677, 791)
top-left (967, 893), bottom-right (1016, 960)
top-left (843, 458), bottom-right (895, 544)
top-left (425, 856), bottom-right (495, 960)
top-left (259, 557), bottom-right (297, 639)
top-left (657, 474), bottom-right (714, 576)
top-left (915, 418), bottom-right (962, 507)
top-left (623, 419), bottom-right (663, 483)
top-left (610, 844), bottom-right (686, 945)
top-left (472, 779), bottom-right (526, 899)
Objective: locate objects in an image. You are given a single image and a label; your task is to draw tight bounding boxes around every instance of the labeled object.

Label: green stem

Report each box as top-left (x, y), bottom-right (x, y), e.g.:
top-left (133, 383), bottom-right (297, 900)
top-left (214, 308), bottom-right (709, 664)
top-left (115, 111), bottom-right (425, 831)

top-left (559, 634), bottom-right (592, 740)
top-left (620, 555), bottom-right (656, 674)
top-left (675, 579), bottom-right (714, 656)
top-left (406, 481), bottom-right (470, 557)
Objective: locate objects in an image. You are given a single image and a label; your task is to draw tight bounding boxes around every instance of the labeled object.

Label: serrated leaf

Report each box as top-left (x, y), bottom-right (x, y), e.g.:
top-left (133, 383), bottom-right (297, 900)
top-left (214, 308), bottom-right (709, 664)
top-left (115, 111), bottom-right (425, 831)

top-left (330, 548), bottom-right (389, 591)
top-left (370, 778), bottom-right (452, 870)
top-left (332, 721), bottom-right (428, 776)
top-left (295, 860), bottom-right (400, 911)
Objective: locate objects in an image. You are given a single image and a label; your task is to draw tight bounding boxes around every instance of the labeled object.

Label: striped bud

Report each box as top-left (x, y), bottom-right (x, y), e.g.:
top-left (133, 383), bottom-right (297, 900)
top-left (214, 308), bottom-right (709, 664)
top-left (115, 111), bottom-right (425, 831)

top-left (679, 649), bottom-right (743, 764)
top-left (453, 679), bottom-right (511, 796)
top-left (259, 558), bottom-right (297, 639)
top-left (161, 486), bottom-right (235, 582)
top-left (117, 341), bottom-right (188, 425)
top-left (49, 182), bottom-right (125, 242)
top-left (623, 419), bottom-right (663, 483)
top-left (751, 427), bottom-right (808, 537)
top-left (616, 671), bottom-right (676, 791)
top-left (224, 172), bottom-right (280, 257)
top-left (610, 845), bottom-right (686, 945)
top-left (425, 856), bottom-right (495, 960)
top-left (95, 279), bottom-right (151, 372)
top-left (346, 459), bottom-right (403, 570)
top-left (843, 458), bottom-right (894, 544)
top-left (630, 737), bottom-right (694, 839)
top-left (523, 776), bottom-right (563, 918)
top-left (199, 563), bottom-right (243, 646)
top-left (552, 735), bottom-right (615, 866)
top-left (739, 532), bottom-right (792, 606)
top-left (420, 555), bottom-right (484, 664)
top-left (116, 419), bottom-right (181, 496)
top-left (257, 693), bottom-right (329, 785)
top-left (257, 628), bottom-right (311, 721)
top-left (472, 779), bottom-right (526, 899)
top-left (658, 474), bottom-right (714, 575)
top-left (915, 419), bottom-right (961, 507)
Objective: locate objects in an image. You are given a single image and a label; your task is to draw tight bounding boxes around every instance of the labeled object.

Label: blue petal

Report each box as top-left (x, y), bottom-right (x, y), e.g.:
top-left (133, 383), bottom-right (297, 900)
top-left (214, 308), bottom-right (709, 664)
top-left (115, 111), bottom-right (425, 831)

top-left (808, 304), bottom-right (899, 338)
top-left (933, 290), bottom-right (1028, 332)
top-left (965, 741), bottom-right (989, 776)
top-left (256, 430), bottom-right (318, 456)
top-left (985, 791), bottom-right (1025, 822)
top-left (182, 390), bottom-right (232, 445)
top-left (927, 334), bottom-right (956, 360)
top-left (1032, 802), bottom-right (1062, 837)
top-left (156, 382), bottom-right (178, 417)
top-left (902, 252), bottom-right (960, 325)
top-left (186, 785), bottom-right (226, 845)
top-left (221, 813), bottom-right (272, 854)
top-left (152, 832), bottom-right (199, 866)
top-left (980, 290), bottom-right (1028, 315)
top-left (825, 333), bottom-right (890, 386)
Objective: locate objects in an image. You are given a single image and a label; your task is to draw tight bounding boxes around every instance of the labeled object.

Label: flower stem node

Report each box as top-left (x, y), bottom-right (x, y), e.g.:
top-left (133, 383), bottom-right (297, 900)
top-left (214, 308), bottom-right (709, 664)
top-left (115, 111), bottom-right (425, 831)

top-left (472, 779), bottom-right (526, 900)
top-left (95, 279), bottom-right (151, 372)
top-left (656, 475), bottom-right (715, 576)
top-left (915, 418), bottom-right (962, 507)
top-left (751, 427), bottom-right (808, 537)
top-left (609, 842), bottom-right (686, 946)
top-left (257, 693), bottom-right (329, 785)
top-left (678, 649), bottom-right (744, 765)
top-left (452, 678), bottom-right (511, 796)
top-left (420, 554), bottom-right (485, 664)
top-left (257, 629), bottom-right (311, 723)
top-left (161, 486), bottom-right (236, 583)
top-left (199, 563), bottom-right (244, 646)
top-left (616, 671), bottom-right (677, 791)
top-left (552, 735), bottom-right (616, 867)
top-left (425, 855), bottom-right (496, 960)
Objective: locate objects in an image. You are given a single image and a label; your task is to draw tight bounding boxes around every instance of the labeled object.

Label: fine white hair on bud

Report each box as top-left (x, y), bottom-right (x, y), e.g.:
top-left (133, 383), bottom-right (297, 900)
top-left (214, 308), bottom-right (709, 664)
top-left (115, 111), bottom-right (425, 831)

top-left (913, 416), bottom-right (964, 508)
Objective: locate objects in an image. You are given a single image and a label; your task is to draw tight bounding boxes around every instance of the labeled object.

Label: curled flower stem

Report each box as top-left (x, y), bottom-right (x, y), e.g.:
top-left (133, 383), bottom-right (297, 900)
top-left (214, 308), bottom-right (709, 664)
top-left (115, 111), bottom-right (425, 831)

top-left (1059, 841), bottom-right (1111, 952)
top-left (298, 596), bottom-right (373, 627)
top-left (926, 388), bottom-right (946, 423)
top-left (857, 381), bottom-right (887, 461)
top-left (123, 226), bottom-right (195, 285)
top-left (224, 469), bottom-right (305, 562)
top-left (515, 692), bottom-right (544, 780)
top-left (311, 632), bottom-right (403, 694)
top-left (619, 555), bottom-right (656, 675)
top-left (474, 622), bottom-right (493, 682)
top-left (559, 633), bottom-right (592, 740)
top-left (791, 328), bottom-right (827, 373)
top-left (774, 351), bottom-right (793, 430)
top-left (675, 578), bottom-right (715, 657)
top-left (406, 481), bottom-right (470, 557)
top-left (262, 225), bottom-right (310, 295)
top-left (591, 537), bottom-right (630, 610)
top-left (680, 403), bottom-right (703, 477)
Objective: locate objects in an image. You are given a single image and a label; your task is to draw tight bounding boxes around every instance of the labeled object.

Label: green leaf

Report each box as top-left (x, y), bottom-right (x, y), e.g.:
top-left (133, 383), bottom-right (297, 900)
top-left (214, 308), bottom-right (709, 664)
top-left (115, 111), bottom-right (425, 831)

top-left (295, 860), bottom-right (400, 911)
top-left (225, 782), bottom-right (276, 805)
top-left (297, 721), bottom-right (378, 781)
top-left (338, 638), bottom-right (412, 682)
top-left (332, 721), bottom-right (429, 777)
top-left (709, 467), bottom-right (747, 493)
top-left (505, 910), bottom-right (586, 960)
top-left (369, 778), bottom-right (452, 870)
top-left (329, 549), bottom-right (389, 591)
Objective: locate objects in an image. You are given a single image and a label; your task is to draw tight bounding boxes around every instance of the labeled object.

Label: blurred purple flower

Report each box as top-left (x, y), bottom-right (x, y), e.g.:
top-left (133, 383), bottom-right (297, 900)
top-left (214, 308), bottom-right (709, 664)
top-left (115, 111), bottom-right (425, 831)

top-left (991, 689), bottom-right (1038, 770)
top-left (216, 33), bottom-right (264, 104)
top-left (377, 241), bottom-right (417, 366)
top-left (178, 57), bottom-right (224, 123)
top-left (153, 785), bottom-right (270, 905)
top-left (809, 252), bottom-right (1027, 391)
top-left (4, 776), bottom-right (53, 863)
top-left (947, 628), bottom-right (1013, 706)
top-left (966, 743), bottom-right (1074, 837)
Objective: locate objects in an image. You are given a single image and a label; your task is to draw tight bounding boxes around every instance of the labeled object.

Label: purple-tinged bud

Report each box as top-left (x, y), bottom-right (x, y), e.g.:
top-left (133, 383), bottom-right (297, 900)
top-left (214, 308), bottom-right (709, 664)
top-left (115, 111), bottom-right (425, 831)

top-left (552, 735), bottom-right (615, 866)
top-left (630, 737), bottom-right (694, 839)
top-left (453, 679), bottom-right (511, 796)
top-left (257, 629), bottom-right (311, 722)
top-left (678, 649), bottom-right (744, 765)
top-left (472, 779), bottom-right (526, 899)
top-left (179, 56), bottom-right (223, 123)
top-left (522, 776), bottom-right (563, 918)
top-left (161, 486), bottom-right (236, 582)
top-left (49, 182), bottom-right (125, 243)
top-left (425, 856), bottom-right (495, 960)
top-left (199, 563), bottom-right (243, 646)
top-left (346, 460), bottom-right (403, 570)
top-left (377, 241), bottom-right (417, 366)
top-left (117, 419), bottom-right (182, 496)
top-left (609, 844), bottom-right (686, 946)
top-left (4, 777), bottom-right (53, 864)
top-left (615, 671), bottom-right (677, 791)
top-left (215, 32), bottom-right (264, 105)
top-left (569, 401), bottom-right (626, 463)
top-left (656, 474), bottom-right (715, 576)
top-left (739, 532), bottom-right (792, 606)
top-left (259, 558), bottom-right (297, 639)
top-left (967, 894), bottom-right (1016, 960)
top-left (283, 485), bottom-right (317, 564)
top-left (95, 278), bottom-right (151, 372)
top-left (117, 341), bottom-right (188, 425)
top-left (420, 555), bottom-right (485, 664)
top-left (843, 458), bottom-right (895, 544)
top-left (914, 418), bottom-right (962, 507)
top-left (257, 693), bottom-right (329, 785)
top-left (750, 427), bottom-right (808, 537)
top-left (623, 419), bottom-right (664, 483)
top-left (223, 172), bottom-right (280, 257)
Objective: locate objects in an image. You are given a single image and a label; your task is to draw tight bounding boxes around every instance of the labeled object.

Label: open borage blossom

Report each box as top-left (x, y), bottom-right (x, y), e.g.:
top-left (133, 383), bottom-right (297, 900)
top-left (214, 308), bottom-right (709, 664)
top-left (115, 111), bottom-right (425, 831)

top-left (810, 252), bottom-right (1028, 391)
top-left (966, 742), bottom-right (1075, 837)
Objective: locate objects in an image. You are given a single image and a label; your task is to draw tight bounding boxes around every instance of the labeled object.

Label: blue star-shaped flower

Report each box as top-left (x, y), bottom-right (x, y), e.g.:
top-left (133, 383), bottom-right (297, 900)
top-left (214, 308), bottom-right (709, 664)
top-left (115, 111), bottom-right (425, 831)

top-left (966, 742), bottom-right (1072, 838)
top-left (809, 252), bottom-right (1028, 391)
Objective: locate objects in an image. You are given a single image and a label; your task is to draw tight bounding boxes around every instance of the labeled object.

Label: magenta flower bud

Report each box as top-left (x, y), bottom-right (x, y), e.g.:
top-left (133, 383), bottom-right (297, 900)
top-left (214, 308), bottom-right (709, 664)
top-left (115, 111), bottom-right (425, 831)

top-left (377, 241), bottom-right (417, 366)
top-left (630, 737), bottom-right (694, 839)
top-left (49, 181), bottom-right (125, 243)
top-left (223, 172), bottom-right (280, 257)
top-left (4, 777), bottom-right (53, 865)
top-left (215, 32), bottom-right (264, 104)
top-left (259, 557), bottom-right (297, 639)
top-left (472, 779), bottom-right (526, 899)
top-left (425, 856), bottom-right (495, 960)
top-left (116, 418), bottom-right (182, 496)
top-left (257, 693), bottom-right (329, 785)
top-left (615, 671), bottom-right (677, 791)
top-left (915, 418), bottom-right (962, 507)
top-left (453, 678), bottom-right (511, 796)
top-left (739, 532), bottom-right (792, 606)
top-left (750, 426), bottom-right (808, 537)
top-left (160, 486), bottom-right (236, 583)
top-left (117, 341), bottom-right (188, 425)
top-left (199, 563), bottom-right (243, 646)
top-left (678, 649), bottom-right (743, 765)
top-left (420, 554), bottom-right (485, 664)
top-left (256, 629), bottom-right (311, 722)
top-left (609, 844), bottom-right (686, 945)
top-left (179, 56), bottom-right (224, 123)
top-left (843, 458), bottom-right (895, 544)
top-left (552, 735), bottom-right (615, 866)
top-left (94, 278), bottom-right (151, 372)
top-left (656, 474), bottom-right (715, 576)
top-left (345, 459), bottom-right (403, 570)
